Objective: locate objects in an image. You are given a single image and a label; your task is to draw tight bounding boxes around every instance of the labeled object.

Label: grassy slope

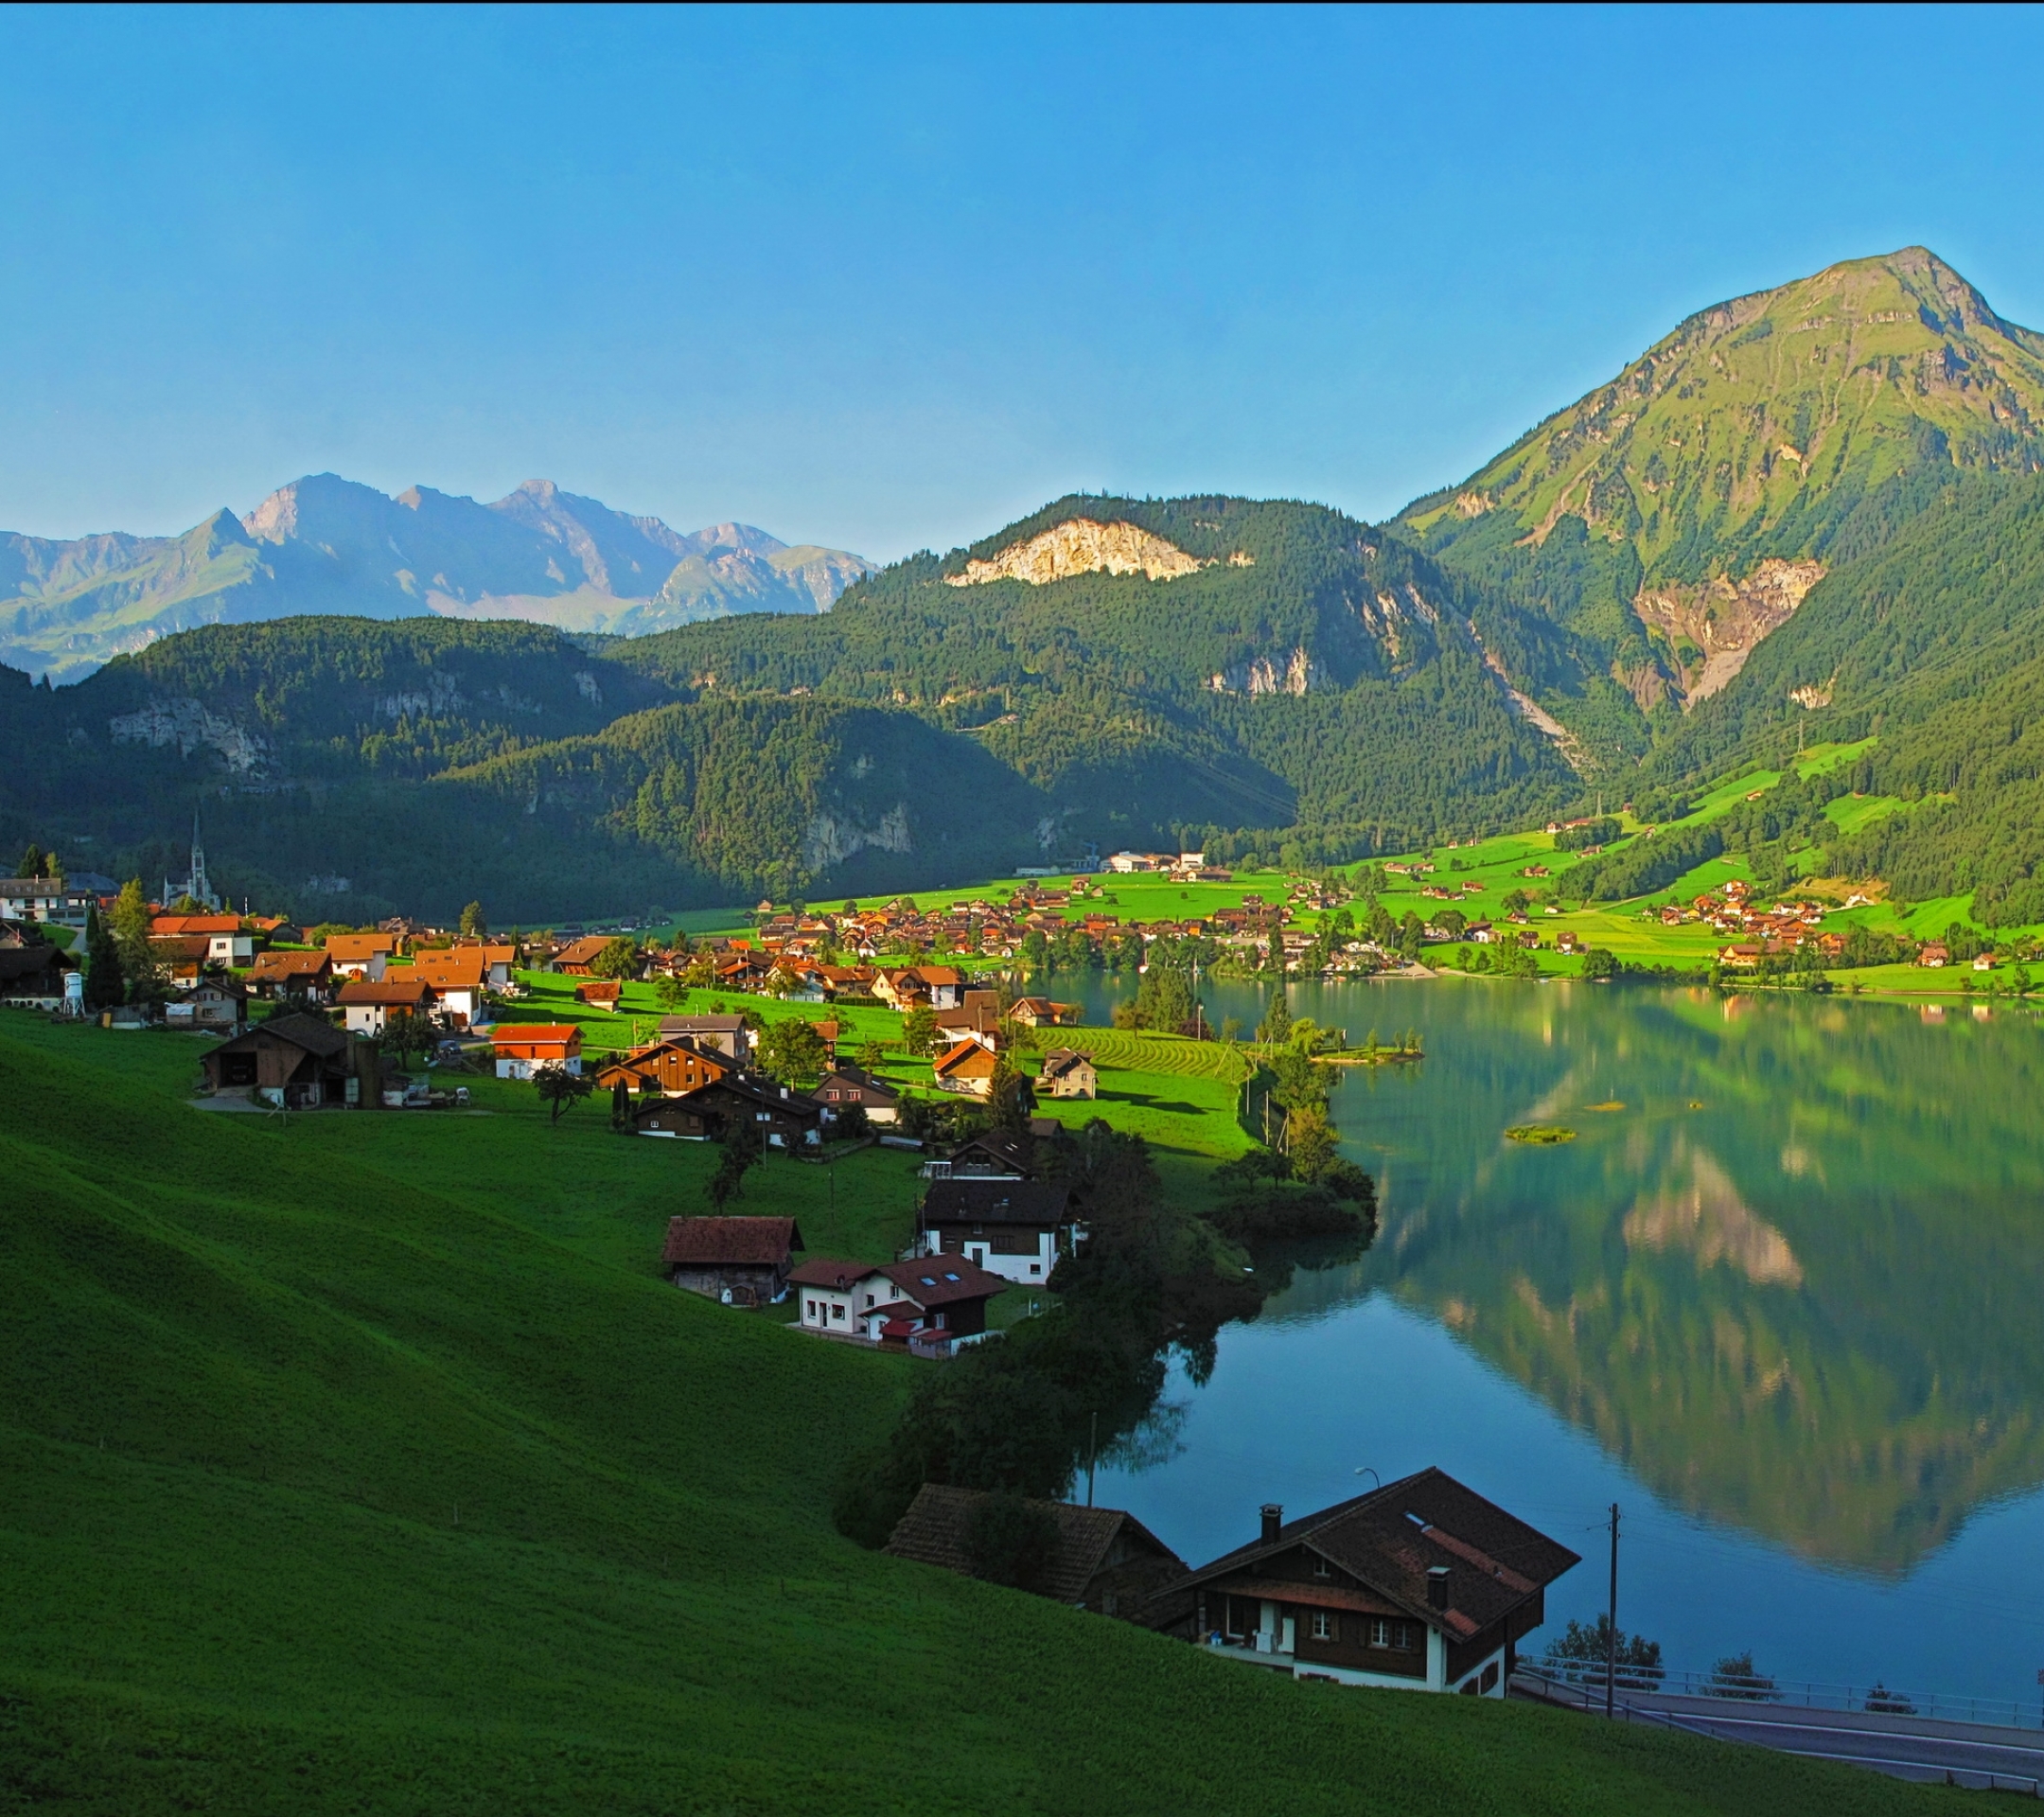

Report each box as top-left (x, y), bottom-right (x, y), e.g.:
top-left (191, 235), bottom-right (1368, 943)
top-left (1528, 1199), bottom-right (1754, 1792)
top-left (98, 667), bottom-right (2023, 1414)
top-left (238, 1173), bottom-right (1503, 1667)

top-left (0, 1016), bottom-right (1953, 1815)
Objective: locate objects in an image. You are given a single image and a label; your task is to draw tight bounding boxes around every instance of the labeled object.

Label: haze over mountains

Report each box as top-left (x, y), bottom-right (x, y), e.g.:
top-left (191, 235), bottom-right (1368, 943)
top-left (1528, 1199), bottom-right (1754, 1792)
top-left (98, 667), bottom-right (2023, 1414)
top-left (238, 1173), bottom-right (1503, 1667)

top-left (9, 246), bottom-right (2044, 922)
top-left (0, 473), bottom-right (873, 682)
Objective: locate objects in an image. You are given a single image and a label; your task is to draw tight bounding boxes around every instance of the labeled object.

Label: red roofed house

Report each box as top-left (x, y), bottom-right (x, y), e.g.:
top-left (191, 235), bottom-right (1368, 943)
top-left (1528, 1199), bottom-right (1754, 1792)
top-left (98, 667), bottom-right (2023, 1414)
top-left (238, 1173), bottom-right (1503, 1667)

top-left (663, 1215), bottom-right (805, 1305)
top-left (1174, 1469), bottom-right (1578, 1694)
top-left (150, 913), bottom-right (255, 965)
top-left (324, 933), bottom-right (396, 981)
top-left (248, 949), bottom-right (334, 1002)
top-left (492, 1025), bottom-right (584, 1079)
top-left (409, 947), bottom-right (490, 1028)
top-left (553, 935), bottom-right (617, 976)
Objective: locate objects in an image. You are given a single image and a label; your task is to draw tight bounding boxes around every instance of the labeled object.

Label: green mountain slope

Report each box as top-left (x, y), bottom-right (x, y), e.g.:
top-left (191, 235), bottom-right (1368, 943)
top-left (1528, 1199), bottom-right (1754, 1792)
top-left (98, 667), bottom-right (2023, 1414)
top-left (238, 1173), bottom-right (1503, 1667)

top-left (0, 1020), bottom-right (1945, 1815)
top-left (1401, 247), bottom-right (2044, 744)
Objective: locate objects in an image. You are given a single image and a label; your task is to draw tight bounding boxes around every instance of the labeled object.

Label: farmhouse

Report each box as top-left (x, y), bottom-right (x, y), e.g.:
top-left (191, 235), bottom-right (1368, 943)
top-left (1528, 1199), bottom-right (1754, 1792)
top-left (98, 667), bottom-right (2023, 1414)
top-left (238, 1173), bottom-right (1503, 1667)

top-left (165, 978), bottom-right (248, 1033)
top-left (552, 935), bottom-right (617, 976)
top-left (491, 1025), bottom-right (584, 1079)
top-left (662, 1215), bottom-right (804, 1305)
top-left (790, 1256), bottom-right (1008, 1353)
top-left (657, 1014), bottom-right (752, 1061)
top-left (335, 976), bottom-right (437, 1036)
top-left (248, 949), bottom-right (334, 1001)
top-left (596, 1037), bottom-right (735, 1098)
top-left (1037, 1048), bottom-right (1098, 1100)
top-left (932, 1037), bottom-right (1001, 1097)
top-left (814, 1064), bottom-right (901, 1123)
top-left (200, 1013), bottom-right (357, 1108)
top-left (1174, 1469), bottom-right (1578, 1695)
top-left (921, 1178), bottom-right (1078, 1283)
top-left (324, 933), bottom-right (396, 980)
top-left (678, 1074), bottom-right (825, 1148)
top-left (150, 913), bottom-right (256, 965)
top-left (631, 1096), bottom-right (716, 1138)
top-left (0, 944), bottom-right (74, 1006)
top-left (409, 948), bottom-right (491, 1027)
top-left (886, 1485), bottom-right (1189, 1621)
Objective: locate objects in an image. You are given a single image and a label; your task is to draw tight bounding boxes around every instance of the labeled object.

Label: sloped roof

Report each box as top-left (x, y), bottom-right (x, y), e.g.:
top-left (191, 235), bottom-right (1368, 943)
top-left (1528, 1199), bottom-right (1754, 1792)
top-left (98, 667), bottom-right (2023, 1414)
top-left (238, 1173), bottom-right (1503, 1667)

top-left (924, 1179), bottom-right (1073, 1226)
top-left (873, 1256), bottom-right (1009, 1308)
top-left (886, 1484), bottom-right (1183, 1604)
top-left (662, 1216), bottom-right (805, 1266)
top-left (251, 949), bottom-right (331, 977)
top-left (324, 934), bottom-right (396, 959)
top-left (490, 1024), bottom-right (582, 1046)
top-left (335, 978), bottom-right (436, 1005)
top-left (0, 944), bottom-right (70, 985)
top-left (933, 1038), bottom-right (999, 1078)
top-left (1179, 1467), bottom-right (1579, 1639)
top-left (788, 1257), bottom-right (880, 1294)
top-left (222, 1012), bottom-right (348, 1059)
top-left (555, 935), bottom-right (617, 966)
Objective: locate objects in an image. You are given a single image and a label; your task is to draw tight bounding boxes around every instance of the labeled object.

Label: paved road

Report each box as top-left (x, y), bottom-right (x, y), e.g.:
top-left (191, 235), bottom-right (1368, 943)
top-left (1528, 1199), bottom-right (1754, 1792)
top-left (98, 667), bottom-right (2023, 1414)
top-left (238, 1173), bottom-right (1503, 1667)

top-left (1512, 1676), bottom-right (2044, 1793)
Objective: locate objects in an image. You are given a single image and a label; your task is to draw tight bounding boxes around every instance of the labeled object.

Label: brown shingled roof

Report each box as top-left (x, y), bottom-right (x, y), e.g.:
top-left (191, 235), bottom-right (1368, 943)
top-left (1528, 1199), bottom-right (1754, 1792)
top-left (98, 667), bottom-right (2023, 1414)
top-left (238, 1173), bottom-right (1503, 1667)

top-left (886, 1484), bottom-right (1185, 1606)
top-left (661, 1216), bottom-right (805, 1267)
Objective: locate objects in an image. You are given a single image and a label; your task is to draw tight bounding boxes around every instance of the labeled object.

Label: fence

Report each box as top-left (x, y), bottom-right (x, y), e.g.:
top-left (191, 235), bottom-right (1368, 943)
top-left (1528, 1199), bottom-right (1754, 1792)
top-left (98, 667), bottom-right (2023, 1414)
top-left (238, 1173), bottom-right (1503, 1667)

top-left (1524, 1660), bottom-right (2042, 1732)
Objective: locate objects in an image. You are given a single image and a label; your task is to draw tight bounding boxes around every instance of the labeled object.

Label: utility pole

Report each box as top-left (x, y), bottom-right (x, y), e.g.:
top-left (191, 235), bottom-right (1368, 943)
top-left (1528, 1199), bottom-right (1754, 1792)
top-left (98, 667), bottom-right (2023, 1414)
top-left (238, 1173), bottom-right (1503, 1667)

top-left (1086, 1412), bottom-right (1099, 1508)
top-left (1606, 1502), bottom-right (1621, 1718)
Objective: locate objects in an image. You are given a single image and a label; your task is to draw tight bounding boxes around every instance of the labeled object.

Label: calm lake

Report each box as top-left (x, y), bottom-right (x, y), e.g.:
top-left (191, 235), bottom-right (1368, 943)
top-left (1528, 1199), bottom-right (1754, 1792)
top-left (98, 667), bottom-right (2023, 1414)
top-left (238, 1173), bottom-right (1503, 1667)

top-left (1070, 977), bottom-right (2044, 1705)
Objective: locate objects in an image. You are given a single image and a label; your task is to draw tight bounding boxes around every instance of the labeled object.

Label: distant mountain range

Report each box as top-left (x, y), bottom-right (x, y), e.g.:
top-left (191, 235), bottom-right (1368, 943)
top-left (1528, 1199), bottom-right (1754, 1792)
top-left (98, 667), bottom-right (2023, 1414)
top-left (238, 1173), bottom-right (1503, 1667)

top-left (0, 473), bottom-right (872, 682)
top-left (11, 247), bottom-right (2044, 923)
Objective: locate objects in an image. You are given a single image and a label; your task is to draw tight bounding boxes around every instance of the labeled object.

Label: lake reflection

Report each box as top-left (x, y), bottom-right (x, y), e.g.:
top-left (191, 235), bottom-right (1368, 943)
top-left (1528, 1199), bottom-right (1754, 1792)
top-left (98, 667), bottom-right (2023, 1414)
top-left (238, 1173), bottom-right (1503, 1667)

top-left (1080, 977), bottom-right (2044, 1697)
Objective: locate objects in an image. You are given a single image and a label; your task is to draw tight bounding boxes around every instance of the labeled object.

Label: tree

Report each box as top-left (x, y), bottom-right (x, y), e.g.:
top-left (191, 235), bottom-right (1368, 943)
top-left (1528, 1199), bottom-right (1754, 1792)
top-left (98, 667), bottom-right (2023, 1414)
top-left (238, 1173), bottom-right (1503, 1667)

top-left (110, 878), bottom-right (165, 1006)
top-left (1704, 1651), bottom-right (1780, 1702)
top-left (1283, 1104), bottom-right (1338, 1179)
top-left (707, 1118), bottom-right (764, 1210)
top-left (1434, 907), bottom-right (1468, 940)
top-left (1501, 888), bottom-right (1530, 917)
top-left (1257, 990), bottom-right (1292, 1046)
top-left (459, 900), bottom-right (487, 937)
top-left (589, 937), bottom-right (642, 980)
top-left (16, 843), bottom-right (43, 879)
top-left (610, 1077), bottom-right (633, 1130)
top-left (855, 1039), bottom-right (886, 1071)
top-left (903, 1006), bottom-right (939, 1057)
top-left (534, 1064), bottom-right (594, 1124)
top-left (1545, 1615), bottom-right (1664, 1688)
top-left (1580, 947), bottom-right (1621, 980)
top-left (656, 974), bottom-right (689, 1011)
top-left (82, 905), bottom-right (123, 1012)
top-left (987, 1054), bottom-right (1036, 1133)
top-left (963, 1491), bottom-right (1061, 1591)
top-left (758, 1017), bottom-right (829, 1085)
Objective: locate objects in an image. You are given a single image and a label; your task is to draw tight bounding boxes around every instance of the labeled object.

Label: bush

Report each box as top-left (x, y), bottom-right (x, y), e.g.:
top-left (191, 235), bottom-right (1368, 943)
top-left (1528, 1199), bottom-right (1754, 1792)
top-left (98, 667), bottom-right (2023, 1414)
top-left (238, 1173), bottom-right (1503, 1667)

top-left (964, 1493), bottom-right (1062, 1591)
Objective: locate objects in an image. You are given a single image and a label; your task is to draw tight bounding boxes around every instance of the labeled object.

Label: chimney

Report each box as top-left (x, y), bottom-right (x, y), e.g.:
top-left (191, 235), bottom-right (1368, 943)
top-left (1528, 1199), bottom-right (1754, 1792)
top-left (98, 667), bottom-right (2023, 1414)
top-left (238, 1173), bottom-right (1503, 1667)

top-left (1426, 1565), bottom-right (1451, 1611)
top-left (1260, 1503), bottom-right (1282, 1544)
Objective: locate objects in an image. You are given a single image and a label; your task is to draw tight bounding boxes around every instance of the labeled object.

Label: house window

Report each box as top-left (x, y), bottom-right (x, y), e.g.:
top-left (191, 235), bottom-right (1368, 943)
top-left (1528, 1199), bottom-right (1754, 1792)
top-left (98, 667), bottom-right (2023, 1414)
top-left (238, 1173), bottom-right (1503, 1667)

top-left (1369, 1619), bottom-right (1391, 1649)
top-left (1313, 1557), bottom-right (1330, 1579)
top-left (831, 1304), bottom-right (846, 1322)
top-left (1224, 1598), bottom-right (1245, 1639)
top-left (934, 1312), bottom-right (946, 1329)
top-left (1311, 1611), bottom-right (1335, 1642)
top-left (805, 1299), bottom-right (819, 1320)
top-left (865, 1294), bottom-right (875, 1308)
top-left (1029, 1263), bottom-right (1041, 1275)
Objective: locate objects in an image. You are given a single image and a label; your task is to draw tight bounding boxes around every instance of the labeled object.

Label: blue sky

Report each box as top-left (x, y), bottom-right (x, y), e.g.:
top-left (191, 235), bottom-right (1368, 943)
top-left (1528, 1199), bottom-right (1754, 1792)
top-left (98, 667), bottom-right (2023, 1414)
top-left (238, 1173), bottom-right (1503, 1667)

top-left (4, 4), bottom-right (2042, 557)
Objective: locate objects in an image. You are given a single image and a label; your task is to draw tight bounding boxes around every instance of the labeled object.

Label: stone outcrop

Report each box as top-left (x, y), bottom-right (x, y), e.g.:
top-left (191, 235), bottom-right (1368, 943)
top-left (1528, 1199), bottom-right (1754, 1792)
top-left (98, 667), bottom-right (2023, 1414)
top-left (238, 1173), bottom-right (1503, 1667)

top-left (1634, 558), bottom-right (1826, 703)
top-left (946, 520), bottom-right (1242, 588)
top-left (109, 698), bottom-right (269, 773)
top-left (802, 803), bottom-right (912, 873)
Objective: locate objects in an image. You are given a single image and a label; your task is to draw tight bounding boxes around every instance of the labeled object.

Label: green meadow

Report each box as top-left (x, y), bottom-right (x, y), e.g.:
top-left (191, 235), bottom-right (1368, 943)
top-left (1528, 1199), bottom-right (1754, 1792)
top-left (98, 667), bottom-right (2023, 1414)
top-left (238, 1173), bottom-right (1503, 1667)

top-left (0, 1014), bottom-right (1957, 1814)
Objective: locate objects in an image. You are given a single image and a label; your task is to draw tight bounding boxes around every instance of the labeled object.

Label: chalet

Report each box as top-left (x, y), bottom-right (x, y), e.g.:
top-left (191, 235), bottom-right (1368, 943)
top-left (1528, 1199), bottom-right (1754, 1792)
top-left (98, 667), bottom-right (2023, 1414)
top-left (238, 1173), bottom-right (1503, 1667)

top-left (813, 1064), bottom-right (901, 1124)
top-left (165, 977), bottom-right (248, 1033)
top-left (200, 1013), bottom-right (357, 1108)
top-left (1174, 1469), bottom-right (1579, 1694)
top-left (491, 1025), bottom-right (584, 1079)
top-left (552, 935), bottom-right (617, 976)
top-left (933, 1000), bottom-right (1002, 1048)
top-left (1718, 944), bottom-right (1762, 968)
top-left (149, 935), bottom-right (213, 983)
top-left (0, 876), bottom-right (98, 928)
top-left (790, 1255), bottom-right (1008, 1353)
top-left (597, 1038), bottom-right (735, 1098)
top-left (324, 933), bottom-right (396, 980)
top-left (1974, 951), bottom-right (1998, 972)
top-left (662, 1215), bottom-right (805, 1305)
top-left (886, 1485), bottom-right (1189, 1620)
top-left (248, 949), bottom-right (335, 1001)
top-left (921, 1178), bottom-right (1078, 1283)
top-left (874, 965), bottom-right (964, 1011)
top-left (657, 1014), bottom-right (752, 1061)
top-left (1917, 943), bottom-right (1950, 968)
top-left (574, 979), bottom-right (623, 1008)
top-left (1555, 931), bottom-right (1583, 956)
top-left (930, 1127), bottom-right (1038, 1180)
top-left (335, 975), bottom-right (437, 1036)
top-left (1038, 1048), bottom-right (1098, 1100)
top-left (0, 943), bottom-right (73, 1006)
top-left (409, 948), bottom-right (491, 1028)
top-left (933, 1037), bottom-right (1001, 1097)
top-left (677, 1074), bottom-right (825, 1148)
top-left (150, 913), bottom-right (256, 964)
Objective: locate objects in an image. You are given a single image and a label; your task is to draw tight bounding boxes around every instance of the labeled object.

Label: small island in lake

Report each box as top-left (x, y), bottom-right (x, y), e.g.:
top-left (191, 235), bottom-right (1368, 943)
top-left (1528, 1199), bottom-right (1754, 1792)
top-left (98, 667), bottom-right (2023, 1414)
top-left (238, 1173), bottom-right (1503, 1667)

top-left (1507, 1124), bottom-right (1577, 1145)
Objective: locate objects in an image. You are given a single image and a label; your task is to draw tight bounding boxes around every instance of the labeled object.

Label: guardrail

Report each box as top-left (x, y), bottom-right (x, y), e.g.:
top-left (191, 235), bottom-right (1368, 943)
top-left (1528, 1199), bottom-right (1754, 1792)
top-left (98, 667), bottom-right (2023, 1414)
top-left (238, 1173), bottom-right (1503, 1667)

top-left (1523, 1662), bottom-right (2041, 1732)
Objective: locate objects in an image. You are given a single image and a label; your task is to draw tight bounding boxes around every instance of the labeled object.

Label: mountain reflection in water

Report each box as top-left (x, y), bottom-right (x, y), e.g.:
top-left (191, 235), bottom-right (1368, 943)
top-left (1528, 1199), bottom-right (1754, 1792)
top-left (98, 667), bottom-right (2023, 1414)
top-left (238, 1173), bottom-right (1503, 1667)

top-left (1073, 976), bottom-right (2044, 1582)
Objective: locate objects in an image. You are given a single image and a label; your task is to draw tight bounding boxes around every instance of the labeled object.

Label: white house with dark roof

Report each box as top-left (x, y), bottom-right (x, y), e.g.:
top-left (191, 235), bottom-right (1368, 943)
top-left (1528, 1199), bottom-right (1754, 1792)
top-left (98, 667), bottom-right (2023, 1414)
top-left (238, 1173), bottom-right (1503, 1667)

top-left (1172, 1468), bottom-right (1579, 1696)
top-left (787, 1256), bottom-right (1007, 1355)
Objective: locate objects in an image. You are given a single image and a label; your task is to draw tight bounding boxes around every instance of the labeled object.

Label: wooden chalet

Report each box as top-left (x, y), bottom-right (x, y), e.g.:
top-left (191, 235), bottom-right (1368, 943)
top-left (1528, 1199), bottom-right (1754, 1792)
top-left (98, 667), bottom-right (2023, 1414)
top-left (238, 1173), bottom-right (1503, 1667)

top-left (597, 1038), bottom-right (735, 1098)
top-left (248, 949), bottom-right (334, 1001)
top-left (491, 1025), bottom-right (584, 1079)
top-left (932, 1037), bottom-right (1001, 1097)
top-left (921, 1178), bottom-right (1078, 1284)
top-left (678, 1073), bottom-right (826, 1148)
top-left (200, 1012), bottom-right (357, 1108)
top-left (663, 1215), bottom-right (805, 1305)
top-left (409, 947), bottom-right (490, 1027)
top-left (335, 975), bottom-right (436, 1036)
top-left (1009, 996), bottom-right (1080, 1028)
top-left (149, 934), bottom-right (213, 983)
top-left (1173, 1469), bottom-right (1579, 1696)
top-left (886, 1484), bottom-right (1187, 1620)
top-left (552, 935), bottom-right (616, 976)
top-left (0, 944), bottom-right (73, 1005)
top-left (814, 1064), bottom-right (900, 1124)
top-left (789, 1255), bottom-right (1007, 1353)
top-left (574, 979), bottom-right (623, 1007)
top-left (1036, 1048), bottom-right (1097, 1100)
